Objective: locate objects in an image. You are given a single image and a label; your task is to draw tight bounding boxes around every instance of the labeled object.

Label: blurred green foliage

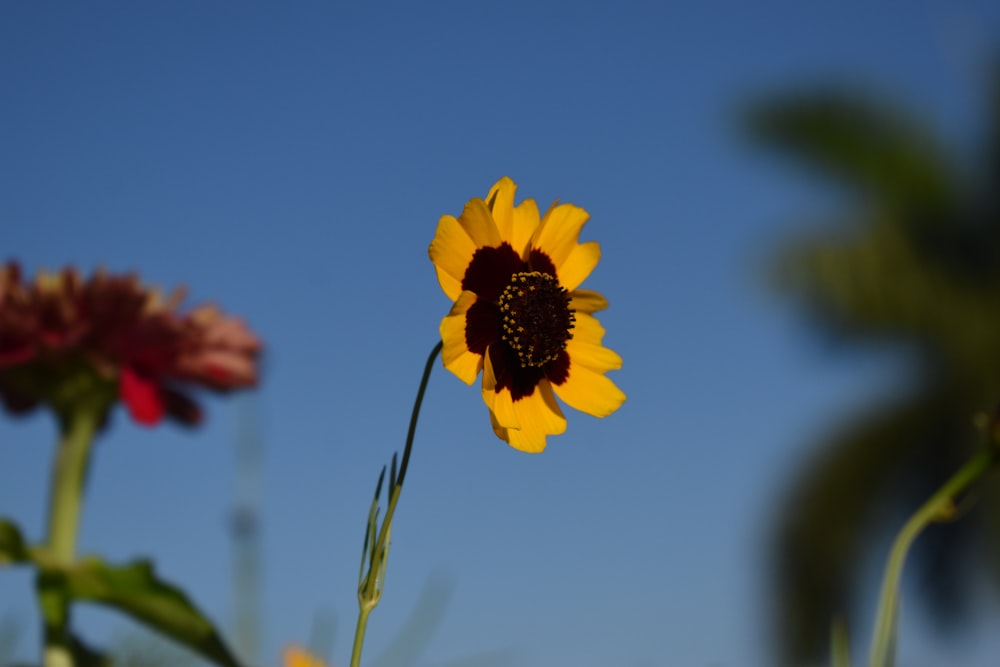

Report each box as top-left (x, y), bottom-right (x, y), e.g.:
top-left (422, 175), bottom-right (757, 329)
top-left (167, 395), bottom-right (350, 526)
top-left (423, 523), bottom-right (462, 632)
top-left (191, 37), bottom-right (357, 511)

top-left (748, 65), bottom-right (1000, 666)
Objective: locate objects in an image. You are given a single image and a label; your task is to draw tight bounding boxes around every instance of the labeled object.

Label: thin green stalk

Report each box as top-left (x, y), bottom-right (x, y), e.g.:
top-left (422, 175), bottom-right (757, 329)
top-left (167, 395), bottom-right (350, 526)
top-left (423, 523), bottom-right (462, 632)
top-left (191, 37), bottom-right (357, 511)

top-left (396, 340), bottom-right (443, 489)
top-left (38, 407), bottom-right (102, 667)
top-left (350, 341), bottom-right (442, 667)
top-left (46, 410), bottom-right (101, 561)
top-left (350, 604), bottom-right (374, 667)
top-left (867, 446), bottom-right (995, 667)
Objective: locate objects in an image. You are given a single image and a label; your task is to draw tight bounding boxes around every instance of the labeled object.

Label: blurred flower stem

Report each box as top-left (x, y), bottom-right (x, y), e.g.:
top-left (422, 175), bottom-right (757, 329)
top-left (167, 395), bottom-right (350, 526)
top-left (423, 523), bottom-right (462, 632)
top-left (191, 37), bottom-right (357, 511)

top-left (2, 264), bottom-right (260, 667)
top-left (39, 402), bottom-right (105, 667)
top-left (351, 341), bottom-right (442, 667)
top-left (46, 408), bottom-right (101, 563)
top-left (868, 445), bottom-right (996, 667)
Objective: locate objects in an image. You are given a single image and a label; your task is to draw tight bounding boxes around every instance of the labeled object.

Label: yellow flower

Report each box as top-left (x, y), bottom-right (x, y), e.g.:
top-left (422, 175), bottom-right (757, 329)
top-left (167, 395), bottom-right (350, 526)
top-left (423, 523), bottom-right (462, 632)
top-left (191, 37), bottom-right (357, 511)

top-left (429, 177), bottom-right (625, 452)
top-left (283, 646), bottom-right (329, 667)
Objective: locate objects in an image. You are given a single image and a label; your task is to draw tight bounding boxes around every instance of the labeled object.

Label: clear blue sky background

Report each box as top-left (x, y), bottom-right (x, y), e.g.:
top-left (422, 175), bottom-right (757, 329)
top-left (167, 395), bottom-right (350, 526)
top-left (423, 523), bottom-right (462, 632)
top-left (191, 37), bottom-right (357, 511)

top-left (4, 2), bottom-right (1000, 667)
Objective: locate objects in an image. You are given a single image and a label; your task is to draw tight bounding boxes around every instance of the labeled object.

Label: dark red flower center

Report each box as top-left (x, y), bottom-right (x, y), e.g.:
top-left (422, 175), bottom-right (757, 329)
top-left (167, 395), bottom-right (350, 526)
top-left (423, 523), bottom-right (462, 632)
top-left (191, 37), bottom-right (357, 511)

top-left (498, 272), bottom-right (575, 368)
top-left (461, 244), bottom-right (573, 400)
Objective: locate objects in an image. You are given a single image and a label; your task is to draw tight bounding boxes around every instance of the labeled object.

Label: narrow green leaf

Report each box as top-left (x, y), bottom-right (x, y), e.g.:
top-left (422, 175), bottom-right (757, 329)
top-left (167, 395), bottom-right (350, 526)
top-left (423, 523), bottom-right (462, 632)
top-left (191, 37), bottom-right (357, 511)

top-left (359, 513), bottom-right (373, 586)
top-left (360, 467), bottom-right (386, 587)
top-left (389, 453), bottom-right (398, 493)
top-left (0, 518), bottom-right (29, 565)
top-left (60, 557), bottom-right (242, 667)
top-left (374, 464), bottom-right (387, 501)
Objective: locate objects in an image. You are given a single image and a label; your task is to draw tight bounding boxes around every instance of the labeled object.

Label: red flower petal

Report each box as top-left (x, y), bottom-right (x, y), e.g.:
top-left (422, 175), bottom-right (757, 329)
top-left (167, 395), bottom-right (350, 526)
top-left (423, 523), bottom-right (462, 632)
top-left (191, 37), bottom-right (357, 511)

top-left (120, 367), bottom-right (165, 426)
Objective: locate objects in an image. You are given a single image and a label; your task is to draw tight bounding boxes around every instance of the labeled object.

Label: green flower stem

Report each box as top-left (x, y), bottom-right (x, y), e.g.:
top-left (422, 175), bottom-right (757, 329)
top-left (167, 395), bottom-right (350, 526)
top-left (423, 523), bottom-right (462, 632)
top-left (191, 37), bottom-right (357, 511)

top-left (350, 602), bottom-right (374, 667)
top-left (867, 446), bottom-right (996, 667)
top-left (46, 410), bottom-right (100, 561)
top-left (350, 341), bottom-right (442, 667)
top-left (38, 407), bottom-right (102, 667)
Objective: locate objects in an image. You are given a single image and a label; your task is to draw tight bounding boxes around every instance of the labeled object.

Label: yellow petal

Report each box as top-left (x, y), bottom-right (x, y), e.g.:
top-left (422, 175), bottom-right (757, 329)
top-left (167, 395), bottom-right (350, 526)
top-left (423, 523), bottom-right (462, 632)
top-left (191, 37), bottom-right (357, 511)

top-left (429, 214), bottom-right (477, 301)
top-left (570, 312), bottom-right (607, 346)
top-left (566, 338), bottom-right (623, 373)
top-left (530, 200), bottom-right (590, 269)
top-left (556, 240), bottom-right (600, 291)
top-left (569, 289), bottom-right (609, 313)
top-left (551, 360), bottom-right (626, 418)
top-left (491, 415), bottom-right (546, 453)
top-left (488, 382), bottom-right (566, 453)
top-left (440, 292), bottom-right (483, 385)
top-left (486, 177), bottom-right (516, 241)
top-left (511, 198), bottom-right (541, 257)
top-left (482, 349), bottom-right (520, 429)
top-left (488, 412), bottom-right (516, 449)
top-left (459, 198), bottom-right (502, 249)
top-left (517, 379), bottom-right (567, 435)
top-left (487, 178), bottom-right (541, 256)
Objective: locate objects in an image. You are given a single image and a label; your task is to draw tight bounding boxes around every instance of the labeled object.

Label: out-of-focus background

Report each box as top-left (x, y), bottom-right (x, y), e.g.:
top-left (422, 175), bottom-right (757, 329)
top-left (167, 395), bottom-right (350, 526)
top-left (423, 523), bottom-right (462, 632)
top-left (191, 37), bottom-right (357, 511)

top-left (3, 2), bottom-right (1000, 666)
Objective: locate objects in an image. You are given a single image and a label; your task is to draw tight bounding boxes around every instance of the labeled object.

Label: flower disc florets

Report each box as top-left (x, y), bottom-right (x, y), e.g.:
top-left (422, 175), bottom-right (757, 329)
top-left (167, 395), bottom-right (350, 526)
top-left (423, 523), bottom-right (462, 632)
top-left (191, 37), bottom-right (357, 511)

top-left (499, 271), bottom-right (575, 368)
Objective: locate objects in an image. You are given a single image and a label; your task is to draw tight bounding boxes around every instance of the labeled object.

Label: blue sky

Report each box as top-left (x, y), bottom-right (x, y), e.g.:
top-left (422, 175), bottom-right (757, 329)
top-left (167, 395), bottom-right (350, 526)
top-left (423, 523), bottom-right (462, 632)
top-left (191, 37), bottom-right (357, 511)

top-left (3, 2), bottom-right (1000, 667)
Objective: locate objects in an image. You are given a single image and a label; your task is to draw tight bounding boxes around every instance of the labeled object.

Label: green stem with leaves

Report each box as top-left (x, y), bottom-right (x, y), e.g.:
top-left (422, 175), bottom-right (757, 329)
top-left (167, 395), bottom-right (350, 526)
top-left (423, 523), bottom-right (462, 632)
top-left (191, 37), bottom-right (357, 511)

top-left (867, 445), bottom-right (996, 667)
top-left (350, 341), bottom-right (442, 667)
top-left (37, 406), bottom-right (102, 667)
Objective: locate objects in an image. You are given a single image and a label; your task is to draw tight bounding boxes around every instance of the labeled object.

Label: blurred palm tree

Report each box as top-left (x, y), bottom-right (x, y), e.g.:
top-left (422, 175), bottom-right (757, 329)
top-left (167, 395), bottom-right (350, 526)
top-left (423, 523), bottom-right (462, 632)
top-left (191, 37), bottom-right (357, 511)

top-left (747, 67), bottom-right (1000, 666)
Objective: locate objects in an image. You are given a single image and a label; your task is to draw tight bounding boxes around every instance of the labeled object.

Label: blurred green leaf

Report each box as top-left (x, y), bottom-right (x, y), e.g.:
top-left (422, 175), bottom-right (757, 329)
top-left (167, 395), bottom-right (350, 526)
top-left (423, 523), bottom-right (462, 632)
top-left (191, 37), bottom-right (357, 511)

top-left (745, 91), bottom-right (955, 212)
top-left (0, 518), bottom-right (29, 565)
top-left (371, 573), bottom-right (452, 667)
top-left (55, 557), bottom-right (241, 667)
top-left (371, 572), bottom-right (518, 667)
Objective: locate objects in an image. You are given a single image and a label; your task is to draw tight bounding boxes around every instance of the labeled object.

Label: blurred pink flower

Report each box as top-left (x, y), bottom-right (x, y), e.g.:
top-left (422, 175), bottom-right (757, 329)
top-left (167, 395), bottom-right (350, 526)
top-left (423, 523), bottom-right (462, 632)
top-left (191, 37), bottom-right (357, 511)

top-left (0, 261), bottom-right (261, 426)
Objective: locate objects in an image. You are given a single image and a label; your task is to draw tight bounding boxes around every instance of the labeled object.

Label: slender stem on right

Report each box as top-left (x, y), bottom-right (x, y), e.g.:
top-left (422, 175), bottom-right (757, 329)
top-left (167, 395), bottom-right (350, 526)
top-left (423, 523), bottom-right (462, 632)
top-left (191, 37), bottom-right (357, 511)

top-left (867, 446), bottom-right (995, 667)
top-left (350, 341), bottom-right (442, 667)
